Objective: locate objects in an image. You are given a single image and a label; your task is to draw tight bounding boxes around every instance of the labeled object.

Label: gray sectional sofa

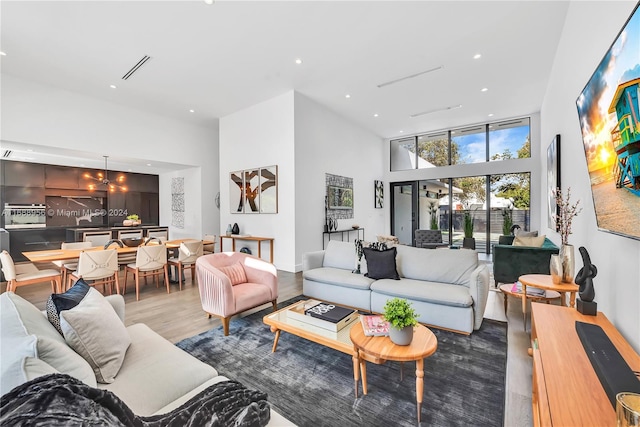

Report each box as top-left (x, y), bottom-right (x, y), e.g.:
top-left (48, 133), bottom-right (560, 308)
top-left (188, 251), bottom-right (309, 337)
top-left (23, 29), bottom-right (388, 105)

top-left (0, 291), bottom-right (293, 425)
top-left (303, 240), bottom-right (490, 334)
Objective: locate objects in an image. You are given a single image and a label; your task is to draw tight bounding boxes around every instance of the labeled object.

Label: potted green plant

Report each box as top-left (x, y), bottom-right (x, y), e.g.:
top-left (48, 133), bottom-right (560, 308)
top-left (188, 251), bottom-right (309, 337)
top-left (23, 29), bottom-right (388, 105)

top-left (124, 214), bottom-right (140, 226)
top-left (462, 210), bottom-right (475, 250)
top-left (499, 207), bottom-right (514, 244)
top-left (383, 297), bottom-right (418, 346)
top-left (428, 202), bottom-right (439, 230)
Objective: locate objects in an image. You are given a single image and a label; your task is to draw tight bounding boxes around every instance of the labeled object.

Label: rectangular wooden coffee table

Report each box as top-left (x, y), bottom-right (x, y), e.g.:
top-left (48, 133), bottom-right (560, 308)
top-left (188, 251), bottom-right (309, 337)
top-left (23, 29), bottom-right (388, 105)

top-left (263, 299), bottom-right (360, 354)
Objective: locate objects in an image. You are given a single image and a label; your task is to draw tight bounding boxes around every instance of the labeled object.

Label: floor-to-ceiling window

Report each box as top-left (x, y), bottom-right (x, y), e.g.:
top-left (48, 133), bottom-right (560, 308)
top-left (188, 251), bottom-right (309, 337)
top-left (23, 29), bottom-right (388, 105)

top-left (390, 118), bottom-right (531, 254)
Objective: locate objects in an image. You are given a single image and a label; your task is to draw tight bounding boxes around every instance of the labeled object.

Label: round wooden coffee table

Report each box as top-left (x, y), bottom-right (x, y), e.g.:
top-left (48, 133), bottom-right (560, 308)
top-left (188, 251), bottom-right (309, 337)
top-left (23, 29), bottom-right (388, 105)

top-left (350, 322), bottom-right (437, 423)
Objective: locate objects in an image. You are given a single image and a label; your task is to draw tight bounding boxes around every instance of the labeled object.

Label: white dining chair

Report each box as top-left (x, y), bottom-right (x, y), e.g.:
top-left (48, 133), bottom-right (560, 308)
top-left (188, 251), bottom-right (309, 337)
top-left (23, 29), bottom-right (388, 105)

top-left (83, 231), bottom-right (113, 247)
top-left (52, 241), bottom-right (93, 286)
top-left (0, 250), bottom-right (62, 294)
top-left (67, 249), bottom-right (120, 294)
top-left (167, 240), bottom-right (203, 290)
top-left (124, 244), bottom-right (169, 301)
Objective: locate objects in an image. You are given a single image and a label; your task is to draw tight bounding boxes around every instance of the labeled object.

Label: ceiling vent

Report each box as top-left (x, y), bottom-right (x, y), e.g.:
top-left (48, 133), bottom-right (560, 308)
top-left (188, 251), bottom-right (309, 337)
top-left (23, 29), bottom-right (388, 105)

top-left (2, 150), bottom-right (12, 158)
top-left (122, 55), bottom-right (151, 80)
top-left (377, 65), bottom-right (444, 88)
top-left (497, 120), bottom-right (525, 127)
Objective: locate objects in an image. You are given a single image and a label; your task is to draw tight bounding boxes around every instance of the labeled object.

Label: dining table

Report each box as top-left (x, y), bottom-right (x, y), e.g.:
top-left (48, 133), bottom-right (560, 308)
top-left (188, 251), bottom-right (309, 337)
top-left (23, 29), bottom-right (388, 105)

top-left (22, 238), bottom-right (214, 264)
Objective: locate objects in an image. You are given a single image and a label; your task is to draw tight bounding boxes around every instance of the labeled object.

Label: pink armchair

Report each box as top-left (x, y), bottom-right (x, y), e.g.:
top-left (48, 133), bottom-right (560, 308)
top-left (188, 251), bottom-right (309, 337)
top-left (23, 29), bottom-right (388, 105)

top-left (196, 252), bottom-right (278, 336)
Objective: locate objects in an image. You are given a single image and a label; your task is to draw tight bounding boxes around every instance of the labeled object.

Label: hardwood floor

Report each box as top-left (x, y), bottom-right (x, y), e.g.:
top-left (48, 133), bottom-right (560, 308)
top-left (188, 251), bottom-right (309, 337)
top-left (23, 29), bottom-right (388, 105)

top-left (3, 262), bottom-right (531, 426)
top-left (2, 266), bottom-right (302, 344)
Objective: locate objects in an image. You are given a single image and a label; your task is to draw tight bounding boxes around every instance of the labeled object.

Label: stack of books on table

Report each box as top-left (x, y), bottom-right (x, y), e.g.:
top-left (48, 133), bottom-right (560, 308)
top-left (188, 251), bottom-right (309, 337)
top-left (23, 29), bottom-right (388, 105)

top-left (511, 281), bottom-right (545, 297)
top-left (288, 300), bottom-right (358, 332)
top-left (360, 314), bottom-right (390, 336)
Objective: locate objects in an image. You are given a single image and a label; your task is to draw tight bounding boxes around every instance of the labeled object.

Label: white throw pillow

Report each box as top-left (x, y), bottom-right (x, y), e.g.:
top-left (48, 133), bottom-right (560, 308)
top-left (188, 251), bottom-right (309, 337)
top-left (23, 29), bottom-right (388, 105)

top-left (512, 235), bottom-right (546, 248)
top-left (60, 288), bottom-right (131, 384)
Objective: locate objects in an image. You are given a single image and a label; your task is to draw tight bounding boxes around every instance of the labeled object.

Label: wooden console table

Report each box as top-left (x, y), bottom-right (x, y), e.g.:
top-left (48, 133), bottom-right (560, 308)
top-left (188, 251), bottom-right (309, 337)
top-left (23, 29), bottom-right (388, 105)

top-left (220, 235), bottom-right (274, 263)
top-left (531, 303), bottom-right (640, 426)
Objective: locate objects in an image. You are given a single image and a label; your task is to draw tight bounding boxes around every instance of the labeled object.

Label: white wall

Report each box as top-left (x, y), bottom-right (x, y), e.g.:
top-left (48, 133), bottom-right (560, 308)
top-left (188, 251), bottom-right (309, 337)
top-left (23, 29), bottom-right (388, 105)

top-left (219, 92), bottom-right (296, 270)
top-left (1, 74), bottom-right (220, 238)
top-left (540, 0), bottom-right (639, 350)
top-left (294, 92), bottom-right (386, 271)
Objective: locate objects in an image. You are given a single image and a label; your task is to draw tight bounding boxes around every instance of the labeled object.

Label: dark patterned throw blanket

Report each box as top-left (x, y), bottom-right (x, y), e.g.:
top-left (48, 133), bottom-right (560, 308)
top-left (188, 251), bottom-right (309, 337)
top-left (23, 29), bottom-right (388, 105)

top-left (0, 374), bottom-right (270, 427)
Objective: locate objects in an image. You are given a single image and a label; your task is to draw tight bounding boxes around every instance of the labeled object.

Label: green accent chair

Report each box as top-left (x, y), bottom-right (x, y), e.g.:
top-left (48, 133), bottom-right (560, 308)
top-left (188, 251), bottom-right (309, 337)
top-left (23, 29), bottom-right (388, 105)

top-left (492, 237), bottom-right (559, 285)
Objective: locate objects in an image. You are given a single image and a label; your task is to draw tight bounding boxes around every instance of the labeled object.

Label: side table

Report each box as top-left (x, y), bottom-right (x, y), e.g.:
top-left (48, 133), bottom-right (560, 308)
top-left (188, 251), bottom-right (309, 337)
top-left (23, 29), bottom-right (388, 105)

top-left (518, 274), bottom-right (579, 332)
top-left (350, 322), bottom-right (438, 423)
top-left (498, 283), bottom-right (561, 331)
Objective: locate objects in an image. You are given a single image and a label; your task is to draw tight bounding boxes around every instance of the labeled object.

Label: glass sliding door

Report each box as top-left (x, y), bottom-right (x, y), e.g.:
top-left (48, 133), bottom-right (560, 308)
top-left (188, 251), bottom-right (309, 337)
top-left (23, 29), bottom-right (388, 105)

top-left (391, 182), bottom-right (417, 245)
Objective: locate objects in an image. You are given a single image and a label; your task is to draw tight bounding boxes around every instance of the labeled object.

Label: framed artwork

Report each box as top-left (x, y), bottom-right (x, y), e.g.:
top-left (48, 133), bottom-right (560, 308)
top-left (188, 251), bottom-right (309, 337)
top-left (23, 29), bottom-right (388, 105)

top-left (229, 165), bottom-right (278, 214)
top-left (229, 170), bottom-right (244, 213)
top-left (244, 169), bottom-right (260, 213)
top-left (260, 165), bottom-right (278, 213)
top-left (374, 180), bottom-right (383, 208)
top-left (327, 185), bottom-right (353, 209)
top-left (547, 134), bottom-right (561, 230)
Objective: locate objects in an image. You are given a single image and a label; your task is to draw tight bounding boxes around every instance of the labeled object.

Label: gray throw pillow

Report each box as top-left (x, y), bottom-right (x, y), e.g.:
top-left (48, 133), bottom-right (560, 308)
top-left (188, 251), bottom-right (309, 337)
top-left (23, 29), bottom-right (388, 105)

top-left (515, 229), bottom-right (538, 238)
top-left (363, 247), bottom-right (400, 280)
top-left (60, 288), bottom-right (131, 383)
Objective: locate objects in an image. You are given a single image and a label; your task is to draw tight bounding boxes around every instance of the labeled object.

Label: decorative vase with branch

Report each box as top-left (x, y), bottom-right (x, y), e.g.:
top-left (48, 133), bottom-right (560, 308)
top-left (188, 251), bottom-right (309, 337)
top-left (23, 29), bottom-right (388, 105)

top-left (553, 187), bottom-right (582, 283)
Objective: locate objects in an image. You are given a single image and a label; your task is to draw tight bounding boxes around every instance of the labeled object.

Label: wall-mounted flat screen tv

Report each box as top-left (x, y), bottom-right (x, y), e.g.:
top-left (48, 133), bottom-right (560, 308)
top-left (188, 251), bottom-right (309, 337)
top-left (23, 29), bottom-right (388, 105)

top-left (576, 2), bottom-right (640, 241)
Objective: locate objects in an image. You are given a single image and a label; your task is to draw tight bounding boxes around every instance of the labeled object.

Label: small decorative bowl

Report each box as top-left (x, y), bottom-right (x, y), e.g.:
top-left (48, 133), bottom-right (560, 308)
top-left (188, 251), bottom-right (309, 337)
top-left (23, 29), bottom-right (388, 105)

top-left (122, 238), bottom-right (143, 247)
top-left (352, 225), bottom-right (359, 229)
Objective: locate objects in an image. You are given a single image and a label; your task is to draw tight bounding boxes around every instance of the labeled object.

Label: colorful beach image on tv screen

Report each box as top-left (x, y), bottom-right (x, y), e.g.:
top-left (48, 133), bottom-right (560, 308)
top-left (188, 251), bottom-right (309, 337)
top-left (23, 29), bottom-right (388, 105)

top-left (576, 3), bottom-right (640, 241)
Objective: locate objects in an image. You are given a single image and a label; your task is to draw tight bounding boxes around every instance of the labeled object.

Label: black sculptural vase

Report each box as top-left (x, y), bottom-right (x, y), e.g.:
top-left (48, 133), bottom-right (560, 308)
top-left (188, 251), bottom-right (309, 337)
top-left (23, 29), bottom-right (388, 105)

top-left (231, 223), bottom-right (240, 235)
top-left (575, 246), bottom-right (598, 315)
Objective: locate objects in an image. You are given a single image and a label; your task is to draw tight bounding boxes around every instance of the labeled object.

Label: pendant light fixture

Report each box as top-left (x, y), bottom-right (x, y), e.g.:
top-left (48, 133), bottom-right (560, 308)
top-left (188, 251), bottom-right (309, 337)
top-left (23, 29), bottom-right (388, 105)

top-left (84, 156), bottom-right (127, 192)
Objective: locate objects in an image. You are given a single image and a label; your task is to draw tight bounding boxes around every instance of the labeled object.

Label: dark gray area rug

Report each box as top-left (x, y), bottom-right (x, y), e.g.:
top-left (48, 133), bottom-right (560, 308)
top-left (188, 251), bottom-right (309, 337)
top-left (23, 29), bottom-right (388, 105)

top-left (177, 297), bottom-right (507, 427)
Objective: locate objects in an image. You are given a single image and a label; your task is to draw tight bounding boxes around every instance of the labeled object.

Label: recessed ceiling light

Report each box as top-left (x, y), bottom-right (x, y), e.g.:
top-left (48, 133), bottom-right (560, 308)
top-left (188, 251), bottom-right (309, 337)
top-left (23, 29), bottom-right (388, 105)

top-left (203, 0), bottom-right (214, 4)
top-left (110, 84), bottom-right (117, 89)
top-left (146, 163), bottom-right (151, 166)
top-left (399, 130), bottom-right (404, 133)
top-left (295, 58), bottom-right (303, 65)
top-left (189, 109), bottom-right (195, 113)
top-left (373, 113), bottom-right (379, 117)
top-left (0, 52), bottom-right (6, 56)
top-left (473, 54), bottom-right (482, 59)
top-left (481, 87), bottom-right (488, 92)
top-left (488, 113), bottom-right (494, 117)
top-left (345, 94), bottom-right (351, 99)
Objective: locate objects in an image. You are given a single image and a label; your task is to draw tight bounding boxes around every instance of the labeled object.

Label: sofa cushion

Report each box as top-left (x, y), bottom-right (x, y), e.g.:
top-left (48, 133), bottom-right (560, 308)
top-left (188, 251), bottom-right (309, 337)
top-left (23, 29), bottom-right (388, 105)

top-left (46, 279), bottom-right (92, 334)
top-left (364, 247), bottom-right (400, 280)
top-left (0, 292), bottom-right (97, 389)
top-left (395, 245), bottom-right (477, 287)
top-left (322, 240), bottom-right (356, 270)
top-left (515, 229), bottom-right (539, 238)
top-left (371, 278), bottom-right (474, 308)
top-left (513, 234), bottom-right (546, 247)
top-left (98, 323), bottom-right (219, 416)
top-left (218, 262), bottom-right (247, 285)
top-left (303, 267), bottom-right (375, 290)
top-left (60, 288), bottom-right (131, 384)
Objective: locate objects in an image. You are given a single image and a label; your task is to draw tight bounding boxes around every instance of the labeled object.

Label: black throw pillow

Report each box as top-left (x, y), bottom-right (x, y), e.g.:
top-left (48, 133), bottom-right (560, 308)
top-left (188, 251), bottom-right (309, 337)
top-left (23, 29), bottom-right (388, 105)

top-left (46, 279), bottom-right (91, 334)
top-left (364, 247), bottom-right (400, 280)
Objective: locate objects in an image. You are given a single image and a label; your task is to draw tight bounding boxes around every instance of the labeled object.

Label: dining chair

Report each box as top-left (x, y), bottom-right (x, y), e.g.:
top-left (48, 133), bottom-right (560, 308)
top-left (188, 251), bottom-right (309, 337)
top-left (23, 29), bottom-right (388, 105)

top-left (146, 228), bottom-right (169, 242)
top-left (203, 234), bottom-right (217, 255)
top-left (117, 229), bottom-right (143, 240)
top-left (124, 244), bottom-right (169, 301)
top-left (167, 240), bottom-right (203, 290)
top-left (105, 239), bottom-right (137, 270)
top-left (52, 241), bottom-right (93, 286)
top-left (67, 249), bottom-right (120, 294)
top-left (83, 230), bottom-right (113, 247)
top-left (0, 250), bottom-right (62, 294)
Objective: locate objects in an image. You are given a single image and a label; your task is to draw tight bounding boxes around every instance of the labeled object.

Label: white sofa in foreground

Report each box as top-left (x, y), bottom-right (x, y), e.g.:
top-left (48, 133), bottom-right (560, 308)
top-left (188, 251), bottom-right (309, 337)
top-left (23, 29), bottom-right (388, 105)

top-left (303, 240), bottom-right (490, 334)
top-left (0, 291), bottom-right (294, 426)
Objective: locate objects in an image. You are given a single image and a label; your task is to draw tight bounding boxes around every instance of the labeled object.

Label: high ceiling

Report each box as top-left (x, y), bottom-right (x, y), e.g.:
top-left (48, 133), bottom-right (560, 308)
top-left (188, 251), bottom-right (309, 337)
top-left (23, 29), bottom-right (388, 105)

top-left (0, 0), bottom-right (570, 171)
